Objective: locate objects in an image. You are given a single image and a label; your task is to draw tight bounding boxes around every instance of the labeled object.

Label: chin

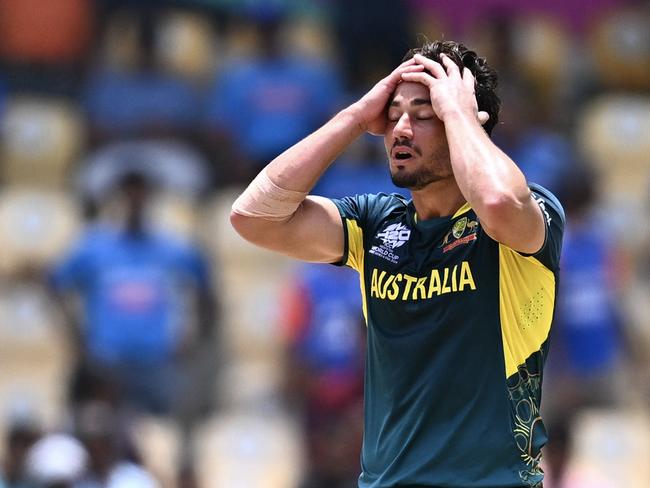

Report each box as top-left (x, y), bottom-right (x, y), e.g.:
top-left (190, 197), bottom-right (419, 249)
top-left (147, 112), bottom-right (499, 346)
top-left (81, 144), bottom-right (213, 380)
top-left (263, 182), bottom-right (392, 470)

top-left (390, 168), bottom-right (448, 190)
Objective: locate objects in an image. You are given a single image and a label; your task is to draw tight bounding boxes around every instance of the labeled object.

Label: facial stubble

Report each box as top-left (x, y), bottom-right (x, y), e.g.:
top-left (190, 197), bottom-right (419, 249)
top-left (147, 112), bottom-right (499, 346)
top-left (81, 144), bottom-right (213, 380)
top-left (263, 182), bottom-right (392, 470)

top-left (389, 147), bottom-right (452, 191)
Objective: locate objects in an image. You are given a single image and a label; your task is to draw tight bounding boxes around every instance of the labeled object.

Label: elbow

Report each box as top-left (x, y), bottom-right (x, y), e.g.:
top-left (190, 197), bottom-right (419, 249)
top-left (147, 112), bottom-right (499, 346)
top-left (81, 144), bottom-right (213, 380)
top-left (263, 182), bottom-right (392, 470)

top-left (229, 210), bottom-right (257, 243)
top-left (478, 190), bottom-right (527, 227)
top-left (229, 210), bottom-right (279, 248)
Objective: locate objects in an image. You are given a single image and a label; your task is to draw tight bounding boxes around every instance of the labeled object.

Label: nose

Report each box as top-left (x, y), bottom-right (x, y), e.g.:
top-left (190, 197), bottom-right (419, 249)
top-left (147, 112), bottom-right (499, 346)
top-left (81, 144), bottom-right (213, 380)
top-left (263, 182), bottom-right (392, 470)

top-left (393, 113), bottom-right (413, 140)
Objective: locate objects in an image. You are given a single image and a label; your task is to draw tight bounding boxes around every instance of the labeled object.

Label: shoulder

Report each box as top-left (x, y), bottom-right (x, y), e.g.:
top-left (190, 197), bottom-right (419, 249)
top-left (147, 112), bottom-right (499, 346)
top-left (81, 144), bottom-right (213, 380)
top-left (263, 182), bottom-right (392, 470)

top-left (528, 183), bottom-right (566, 224)
top-left (69, 224), bottom-right (113, 254)
top-left (332, 192), bottom-right (409, 222)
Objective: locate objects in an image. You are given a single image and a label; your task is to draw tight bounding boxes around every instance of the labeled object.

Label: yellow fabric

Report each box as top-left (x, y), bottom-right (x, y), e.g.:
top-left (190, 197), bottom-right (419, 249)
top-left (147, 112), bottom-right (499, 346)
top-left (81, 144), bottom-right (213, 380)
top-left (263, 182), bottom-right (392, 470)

top-left (452, 202), bottom-right (472, 219)
top-left (499, 244), bottom-right (555, 377)
top-left (345, 219), bottom-right (367, 323)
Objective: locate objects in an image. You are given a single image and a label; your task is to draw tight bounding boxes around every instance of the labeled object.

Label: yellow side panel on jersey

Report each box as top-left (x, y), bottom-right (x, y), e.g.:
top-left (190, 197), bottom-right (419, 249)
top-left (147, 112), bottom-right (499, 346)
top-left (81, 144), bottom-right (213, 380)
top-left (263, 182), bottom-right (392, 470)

top-left (499, 244), bottom-right (555, 377)
top-left (346, 219), bottom-right (367, 323)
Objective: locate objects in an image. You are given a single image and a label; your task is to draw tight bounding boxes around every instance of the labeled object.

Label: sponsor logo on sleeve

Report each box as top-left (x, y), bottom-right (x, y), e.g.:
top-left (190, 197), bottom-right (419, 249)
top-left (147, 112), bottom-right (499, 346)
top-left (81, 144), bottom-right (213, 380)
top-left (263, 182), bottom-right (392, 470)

top-left (533, 195), bottom-right (552, 225)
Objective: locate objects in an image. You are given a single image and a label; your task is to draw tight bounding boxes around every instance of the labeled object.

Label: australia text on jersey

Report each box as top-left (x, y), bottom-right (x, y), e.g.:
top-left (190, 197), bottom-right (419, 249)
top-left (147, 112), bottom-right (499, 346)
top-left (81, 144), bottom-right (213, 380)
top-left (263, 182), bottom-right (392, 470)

top-left (370, 261), bottom-right (477, 301)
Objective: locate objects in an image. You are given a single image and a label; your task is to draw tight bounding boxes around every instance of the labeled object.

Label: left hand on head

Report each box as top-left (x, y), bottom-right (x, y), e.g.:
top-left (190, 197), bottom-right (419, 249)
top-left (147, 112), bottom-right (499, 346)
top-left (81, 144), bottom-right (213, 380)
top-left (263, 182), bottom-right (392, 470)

top-left (401, 53), bottom-right (490, 126)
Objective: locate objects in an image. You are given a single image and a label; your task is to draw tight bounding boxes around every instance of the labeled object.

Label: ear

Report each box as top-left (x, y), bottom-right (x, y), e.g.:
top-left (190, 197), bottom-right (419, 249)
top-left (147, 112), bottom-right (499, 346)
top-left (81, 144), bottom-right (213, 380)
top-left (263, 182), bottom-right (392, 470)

top-left (478, 111), bottom-right (490, 125)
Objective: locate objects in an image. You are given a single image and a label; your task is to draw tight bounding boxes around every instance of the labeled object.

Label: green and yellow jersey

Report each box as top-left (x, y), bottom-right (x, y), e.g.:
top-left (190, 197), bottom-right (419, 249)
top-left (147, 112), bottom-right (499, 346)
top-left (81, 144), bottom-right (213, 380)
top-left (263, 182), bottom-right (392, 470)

top-left (332, 184), bottom-right (564, 488)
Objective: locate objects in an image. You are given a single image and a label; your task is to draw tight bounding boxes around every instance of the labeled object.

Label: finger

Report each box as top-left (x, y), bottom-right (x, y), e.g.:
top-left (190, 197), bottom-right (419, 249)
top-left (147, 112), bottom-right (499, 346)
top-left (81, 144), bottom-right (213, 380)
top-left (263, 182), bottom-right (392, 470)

top-left (390, 63), bottom-right (425, 78)
top-left (379, 64), bottom-right (424, 91)
top-left (478, 111), bottom-right (490, 125)
top-left (413, 54), bottom-right (446, 79)
top-left (462, 67), bottom-right (475, 91)
top-left (400, 71), bottom-right (436, 87)
top-left (382, 64), bottom-right (424, 87)
top-left (440, 54), bottom-right (461, 78)
top-left (398, 58), bottom-right (417, 68)
top-left (386, 64), bottom-right (424, 84)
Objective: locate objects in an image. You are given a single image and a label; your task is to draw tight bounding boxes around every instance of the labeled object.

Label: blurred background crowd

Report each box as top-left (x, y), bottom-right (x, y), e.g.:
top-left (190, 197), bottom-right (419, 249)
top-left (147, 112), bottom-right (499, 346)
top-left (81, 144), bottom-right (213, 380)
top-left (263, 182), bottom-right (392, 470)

top-left (0, 0), bottom-right (648, 487)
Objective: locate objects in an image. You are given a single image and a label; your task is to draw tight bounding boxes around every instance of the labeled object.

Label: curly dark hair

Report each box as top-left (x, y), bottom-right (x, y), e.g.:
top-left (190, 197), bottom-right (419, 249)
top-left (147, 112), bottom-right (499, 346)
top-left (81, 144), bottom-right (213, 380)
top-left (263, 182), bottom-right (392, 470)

top-left (402, 40), bottom-right (500, 135)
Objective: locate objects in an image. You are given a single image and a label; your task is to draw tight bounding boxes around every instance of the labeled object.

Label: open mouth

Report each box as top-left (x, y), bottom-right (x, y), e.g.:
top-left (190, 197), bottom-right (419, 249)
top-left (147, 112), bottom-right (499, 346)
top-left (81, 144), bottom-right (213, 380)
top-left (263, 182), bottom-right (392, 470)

top-left (395, 151), bottom-right (413, 160)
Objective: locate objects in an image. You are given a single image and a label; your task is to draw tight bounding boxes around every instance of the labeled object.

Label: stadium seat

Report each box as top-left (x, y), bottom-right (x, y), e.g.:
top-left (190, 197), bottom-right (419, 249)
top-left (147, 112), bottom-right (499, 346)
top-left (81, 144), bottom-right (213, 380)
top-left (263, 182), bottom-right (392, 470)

top-left (511, 14), bottom-right (570, 98)
top-left (1, 97), bottom-right (84, 186)
top-left (577, 95), bottom-right (650, 216)
top-left (149, 193), bottom-right (199, 240)
top-left (98, 9), bottom-right (141, 70)
top-left (569, 409), bottom-right (650, 488)
top-left (222, 18), bottom-right (260, 60)
top-left (590, 6), bottom-right (650, 90)
top-left (0, 279), bottom-right (70, 447)
top-left (133, 416), bottom-right (181, 488)
top-left (195, 412), bottom-right (303, 488)
top-left (156, 10), bottom-right (218, 80)
top-left (283, 17), bottom-right (335, 60)
top-left (0, 188), bottom-right (80, 276)
top-left (201, 190), bottom-right (293, 359)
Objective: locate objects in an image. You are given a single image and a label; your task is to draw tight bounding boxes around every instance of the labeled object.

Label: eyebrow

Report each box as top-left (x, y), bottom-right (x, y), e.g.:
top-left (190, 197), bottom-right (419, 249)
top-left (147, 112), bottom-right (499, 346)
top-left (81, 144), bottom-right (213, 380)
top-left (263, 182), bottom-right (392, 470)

top-left (389, 97), bottom-right (432, 107)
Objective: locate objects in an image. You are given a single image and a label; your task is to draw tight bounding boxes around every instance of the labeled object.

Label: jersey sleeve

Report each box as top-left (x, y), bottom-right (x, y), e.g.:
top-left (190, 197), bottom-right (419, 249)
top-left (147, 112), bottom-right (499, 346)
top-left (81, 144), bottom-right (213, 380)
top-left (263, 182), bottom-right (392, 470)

top-left (330, 194), bottom-right (369, 272)
top-left (527, 183), bottom-right (566, 270)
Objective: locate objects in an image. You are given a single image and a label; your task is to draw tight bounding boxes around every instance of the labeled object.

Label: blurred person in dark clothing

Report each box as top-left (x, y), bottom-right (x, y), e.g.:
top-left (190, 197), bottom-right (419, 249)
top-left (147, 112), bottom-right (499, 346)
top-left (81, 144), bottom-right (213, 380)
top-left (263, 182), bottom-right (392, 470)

top-left (74, 401), bottom-right (159, 488)
top-left (49, 170), bottom-right (218, 480)
top-left (0, 421), bottom-right (41, 488)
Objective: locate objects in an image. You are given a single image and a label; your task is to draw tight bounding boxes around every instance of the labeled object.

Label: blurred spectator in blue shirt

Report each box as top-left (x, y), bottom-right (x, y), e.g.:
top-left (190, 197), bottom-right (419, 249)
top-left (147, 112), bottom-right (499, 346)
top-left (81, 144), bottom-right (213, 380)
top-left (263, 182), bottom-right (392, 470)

top-left (204, 9), bottom-right (343, 183)
top-left (543, 165), bottom-right (633, 487)
top-left (281, 263), bottom-right (365, 488)
top-left (49, 170), bottom-right (217, 481)
top-left (550, 165), bottom-right (629, 403)
top-left (83, 6), bottom-right (201, 144)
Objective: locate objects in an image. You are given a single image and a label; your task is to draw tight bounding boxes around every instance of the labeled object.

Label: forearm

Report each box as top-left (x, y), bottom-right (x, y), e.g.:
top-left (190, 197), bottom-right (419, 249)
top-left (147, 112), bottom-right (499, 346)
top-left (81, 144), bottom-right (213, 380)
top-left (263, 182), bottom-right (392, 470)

top-left (230, 107), bottom-right (364, 261)
top-left (264, 106), bottom-right (366, 192)
top-left (443, 110), bottom-right (530, 217)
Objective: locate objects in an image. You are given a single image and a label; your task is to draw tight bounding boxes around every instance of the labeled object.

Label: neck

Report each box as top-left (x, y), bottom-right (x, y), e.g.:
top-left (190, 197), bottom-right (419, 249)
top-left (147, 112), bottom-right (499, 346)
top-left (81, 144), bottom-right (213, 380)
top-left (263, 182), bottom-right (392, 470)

top-left (410, 178), bottom-right (466, 220)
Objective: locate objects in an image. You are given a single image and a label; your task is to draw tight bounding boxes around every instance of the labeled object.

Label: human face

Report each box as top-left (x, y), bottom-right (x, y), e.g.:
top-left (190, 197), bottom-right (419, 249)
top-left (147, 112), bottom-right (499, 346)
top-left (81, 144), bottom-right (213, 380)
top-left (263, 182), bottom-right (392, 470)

top-left (384, 81), bottom-right (452, 190)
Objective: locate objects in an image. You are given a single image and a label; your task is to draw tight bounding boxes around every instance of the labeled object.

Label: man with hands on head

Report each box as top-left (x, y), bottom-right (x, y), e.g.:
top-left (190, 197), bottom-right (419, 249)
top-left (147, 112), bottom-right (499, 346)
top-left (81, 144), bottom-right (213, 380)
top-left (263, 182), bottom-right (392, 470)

top-left (231, 40), bottom-right (564, 488)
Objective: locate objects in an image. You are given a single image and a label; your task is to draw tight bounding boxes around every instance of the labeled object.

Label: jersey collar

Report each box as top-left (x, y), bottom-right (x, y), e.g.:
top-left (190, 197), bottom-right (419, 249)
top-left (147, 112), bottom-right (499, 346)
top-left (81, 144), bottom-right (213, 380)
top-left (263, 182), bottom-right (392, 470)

top-left (409, 200), bottom-right (473, 228)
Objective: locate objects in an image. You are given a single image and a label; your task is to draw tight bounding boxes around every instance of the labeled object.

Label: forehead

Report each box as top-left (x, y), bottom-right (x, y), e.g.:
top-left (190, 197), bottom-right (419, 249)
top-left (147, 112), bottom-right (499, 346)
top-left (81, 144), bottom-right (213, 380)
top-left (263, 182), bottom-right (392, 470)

top-left (390, 81), bottom-right (430, 105)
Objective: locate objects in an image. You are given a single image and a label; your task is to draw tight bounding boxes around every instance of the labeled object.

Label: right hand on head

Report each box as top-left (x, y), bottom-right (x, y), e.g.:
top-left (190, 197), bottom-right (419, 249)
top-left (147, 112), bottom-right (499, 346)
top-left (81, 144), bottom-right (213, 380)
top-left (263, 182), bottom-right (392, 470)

top-left (349, 59), bottom-right (425, 136)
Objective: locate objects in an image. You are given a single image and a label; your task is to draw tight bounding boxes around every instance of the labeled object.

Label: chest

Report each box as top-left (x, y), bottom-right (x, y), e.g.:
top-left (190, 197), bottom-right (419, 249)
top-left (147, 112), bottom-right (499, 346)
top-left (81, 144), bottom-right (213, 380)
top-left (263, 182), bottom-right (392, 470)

top-left (361, 212), bottom-right (501, 328)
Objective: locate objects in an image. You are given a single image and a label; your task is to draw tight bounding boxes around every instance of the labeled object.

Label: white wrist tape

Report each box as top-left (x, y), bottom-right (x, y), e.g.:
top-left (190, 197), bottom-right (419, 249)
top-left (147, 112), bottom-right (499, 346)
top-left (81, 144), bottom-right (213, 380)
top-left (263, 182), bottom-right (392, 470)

top-left (231, 168), bottom-right (309, 221)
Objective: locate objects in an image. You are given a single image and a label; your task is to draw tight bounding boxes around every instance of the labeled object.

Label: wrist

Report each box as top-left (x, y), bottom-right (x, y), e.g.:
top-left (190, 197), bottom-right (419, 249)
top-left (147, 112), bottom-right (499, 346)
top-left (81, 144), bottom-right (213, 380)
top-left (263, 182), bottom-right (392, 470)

top-left (441, 107), bottom-right (480, 125)
top-left (342, 103), bottom-right (370, 132)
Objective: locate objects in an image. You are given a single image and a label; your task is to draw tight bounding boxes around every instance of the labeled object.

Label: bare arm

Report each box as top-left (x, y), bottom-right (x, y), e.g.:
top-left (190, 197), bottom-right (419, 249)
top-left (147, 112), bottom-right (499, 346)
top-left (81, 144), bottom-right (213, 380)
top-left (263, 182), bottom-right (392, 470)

top-left (403, 54), bottom-right (545, 253)
top-left (231, 60), bottom-right (425, 262)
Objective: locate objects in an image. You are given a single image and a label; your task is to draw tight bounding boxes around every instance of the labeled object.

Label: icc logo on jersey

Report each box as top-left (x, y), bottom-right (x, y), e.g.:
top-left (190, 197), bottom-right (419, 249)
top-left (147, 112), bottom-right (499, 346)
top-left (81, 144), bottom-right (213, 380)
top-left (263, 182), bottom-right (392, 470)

top-left (376, 223), bottom-right (411, 249)
top-left (370, 222), bottom-right (411, 264)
